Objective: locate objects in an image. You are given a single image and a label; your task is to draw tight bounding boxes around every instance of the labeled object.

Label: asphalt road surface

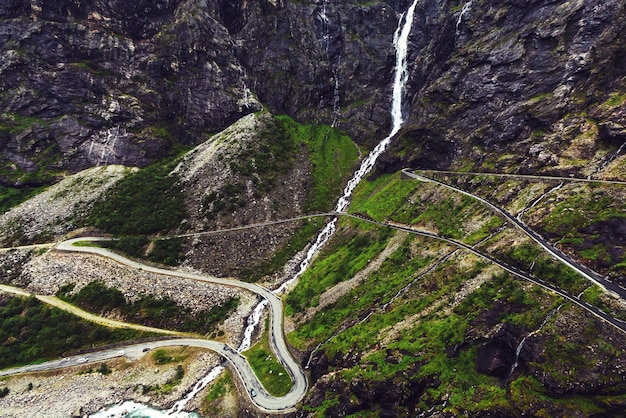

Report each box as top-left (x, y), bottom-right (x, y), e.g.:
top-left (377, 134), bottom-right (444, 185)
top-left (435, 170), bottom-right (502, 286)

top-left (0, 238), bottom-right (308, 413)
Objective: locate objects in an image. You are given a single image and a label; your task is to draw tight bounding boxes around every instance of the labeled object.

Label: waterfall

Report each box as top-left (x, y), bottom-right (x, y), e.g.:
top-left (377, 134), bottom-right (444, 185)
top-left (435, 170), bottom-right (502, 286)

top-left (508, 305), bottom-right (562, 377)
top-left (455, 1), bottom-right (473, 35)
top-left (598, 141), bottom-right (626, 173)
top-left (93, 1), bottom-right (421, 414)
top-left (516, 182), bottom-right (563, 222)
top-left (276, 0), bottom-right (420, 293)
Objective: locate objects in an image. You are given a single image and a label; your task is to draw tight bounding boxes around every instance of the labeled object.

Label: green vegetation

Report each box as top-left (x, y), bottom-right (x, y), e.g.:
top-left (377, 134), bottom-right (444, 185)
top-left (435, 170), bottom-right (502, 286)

top-left (202, 369), bottom-right (235, 416)
top-left (285, 222), bottom-right (392, 316)
top-left (243, 326), bottom-right (292, 397)
top-left (57, 280), bottom-right (239, 334)
top-left (604, 92), bottom-right (626, 107)
top-left (147, 237), bottom-right (184, 266)
top-left (142, 349), bottom-right (187, 395)
top-left (349, 172), bottom-right (484, 239)
top-left (224, 115), bottom-right (358, 281)
top-left (288, 169), bottom-right (626, 415)
top-left (230, 117), bottom-right (297, 194)
top-left (97, 362), bottom-right (112, 375)
top-left (349, 172), bottom-right (423, 222)
top-left (499, 242), bottom-right (588, 295)
top-left (88, 157), bottom-right (186, 235)
top-left (580, 284), bottom-right (626, 321)
top-left (0, 294), bottom-right (151, 370)
top-left (204, 369), bottom-right (232, 402)
top-left (152, 348), bottom-right (187, 365)
top-left (413, 195), bottom-right (475, 238)
top-left (293, 244), bottom-right (553, 416)
top-left (0, 185), bottom-right (45, 213)
top-left (94, 236), bottom-right (184, 266)
top-left (288, 234), bottom-right (437, 350)
top-left (532, 187), bottom-right (626, 276)
top-left (276, 115), bottom-right (359, 211)
top-left (540, 190), bottom-right (625, 237)
top-left (464, 216), bottom-right (505, 245)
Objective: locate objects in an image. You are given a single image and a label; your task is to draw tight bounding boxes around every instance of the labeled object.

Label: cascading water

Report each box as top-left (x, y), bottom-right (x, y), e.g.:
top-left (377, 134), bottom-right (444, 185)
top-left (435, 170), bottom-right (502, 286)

top-left (92, 1), bottom-right (420, 415)
top-left (508, 305), bottom-right (562, 377)
top-left (455, 0), bottom-right (473, 35)
top-left (516, 182), bottom-right (563, 222)
top-left (275, 0), bottom-right (418, 293)
top-left (598, 140), bottom-right (626, 173)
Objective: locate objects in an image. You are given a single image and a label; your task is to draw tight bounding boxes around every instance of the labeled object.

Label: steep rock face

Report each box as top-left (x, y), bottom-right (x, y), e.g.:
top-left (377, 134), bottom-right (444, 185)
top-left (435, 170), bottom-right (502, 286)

top-left (0, 0), bottom-right (407, 186)
top-left (0, 0), bottom-right (262, 182)
top-left (173, 112), bottom-right (313, 278)
top-left (386, 0), bottom-right (626, 176)
top-left (231, 1), bottom-right (400, 144)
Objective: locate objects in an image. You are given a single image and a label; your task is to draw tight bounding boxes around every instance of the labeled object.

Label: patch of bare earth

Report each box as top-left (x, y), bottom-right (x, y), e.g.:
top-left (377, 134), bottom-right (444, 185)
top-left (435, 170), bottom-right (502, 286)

top-left (0, 348), bottom-right (222, 417)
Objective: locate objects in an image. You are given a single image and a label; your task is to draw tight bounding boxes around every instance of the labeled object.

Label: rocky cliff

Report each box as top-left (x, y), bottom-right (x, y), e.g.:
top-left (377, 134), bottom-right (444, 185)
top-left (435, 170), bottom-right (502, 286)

top-left (2, 0), bottom-right (624, 187)
top-left (1, 0), bottom-right (625, 417)
top-left (389, 0), bottom-right (626, 176)
top-left (0, 0), bottom-right (406, 187)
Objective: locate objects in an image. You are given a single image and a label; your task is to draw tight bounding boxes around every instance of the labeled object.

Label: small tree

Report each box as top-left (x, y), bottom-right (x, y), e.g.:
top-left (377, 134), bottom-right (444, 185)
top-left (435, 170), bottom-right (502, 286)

top-left (97, 363), bottom-right (112, 375)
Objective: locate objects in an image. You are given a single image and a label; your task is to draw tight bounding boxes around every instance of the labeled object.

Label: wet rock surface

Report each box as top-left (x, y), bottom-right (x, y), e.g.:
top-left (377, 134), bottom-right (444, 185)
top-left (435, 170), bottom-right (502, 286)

top-left (387, 0), bottom-right (626, 177)
top-left (0, 0), bottom-right (406, 184)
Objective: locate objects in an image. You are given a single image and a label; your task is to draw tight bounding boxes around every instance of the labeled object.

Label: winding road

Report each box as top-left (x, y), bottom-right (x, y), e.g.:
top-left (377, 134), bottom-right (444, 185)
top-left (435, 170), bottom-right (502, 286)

top-left (402, 168), bottom-right (626, 301)
top-left (413, 169), bottom-right (626, 186)
top-left (0, 237), bottom-right (308, 413)
top-left (2, 173), bottom-right (625, 412)
top-left (343, 213), bottom-right (626, 334)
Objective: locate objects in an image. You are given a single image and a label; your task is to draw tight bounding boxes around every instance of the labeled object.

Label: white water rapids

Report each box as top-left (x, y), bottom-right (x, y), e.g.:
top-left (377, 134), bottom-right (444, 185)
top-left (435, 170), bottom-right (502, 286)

top-left (92, 1), bottom-right (420, 416)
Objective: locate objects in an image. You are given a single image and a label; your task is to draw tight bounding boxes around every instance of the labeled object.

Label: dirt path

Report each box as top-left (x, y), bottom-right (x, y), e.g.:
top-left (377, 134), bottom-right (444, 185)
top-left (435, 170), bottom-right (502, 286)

top-left (0, 284), bottom-right (193, 336)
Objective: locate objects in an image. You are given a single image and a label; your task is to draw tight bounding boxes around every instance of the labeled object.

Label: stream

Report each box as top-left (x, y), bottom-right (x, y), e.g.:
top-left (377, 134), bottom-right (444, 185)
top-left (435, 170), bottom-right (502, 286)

top-left (92, 0), bottom-right (420, 415)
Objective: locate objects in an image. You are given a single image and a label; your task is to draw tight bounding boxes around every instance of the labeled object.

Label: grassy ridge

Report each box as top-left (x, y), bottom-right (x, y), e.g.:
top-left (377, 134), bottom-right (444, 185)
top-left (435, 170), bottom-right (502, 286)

top-left (0, 294), bottom-right (152, 370)
top-left (277, 115), bottom-right (359, 212)
top-left (289, 171), bottom-right (626, 416)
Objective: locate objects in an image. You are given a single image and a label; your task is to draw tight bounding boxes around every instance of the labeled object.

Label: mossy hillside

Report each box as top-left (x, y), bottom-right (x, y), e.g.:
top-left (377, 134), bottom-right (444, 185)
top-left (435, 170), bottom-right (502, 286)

top-left (295, 231), bottom-right (625, 415)
top-left (0, 294), bottom-right (153, 370)
top-left (290, 171), bottom-right (626, 415)
top-left (293, 232), bottom-right (563, 415)
top-left (496, 241), bottom-right (589, 296)
top-left (243, 325), bottom-right (292, 397)
top-left (276, 115), bottom-right (359, 212)
top-left (234, 115), bottom-right (359, 281)
top-left (531, 185), bottom-right (626, 277)
top-left (285, 219), bottom-right (392, 317)
top-left (438, 174), bottom-right (626, 280)
top-left (88, 156), bottom-right (186, 236)
top-left (287, 233), bottom-right (445, 349)
top-left (348, 172), bottom-right (490, 240)
top-left (204, 114), bottom-right (359, 220)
